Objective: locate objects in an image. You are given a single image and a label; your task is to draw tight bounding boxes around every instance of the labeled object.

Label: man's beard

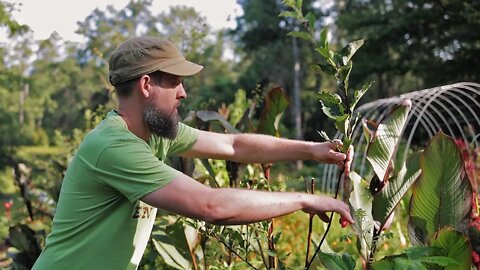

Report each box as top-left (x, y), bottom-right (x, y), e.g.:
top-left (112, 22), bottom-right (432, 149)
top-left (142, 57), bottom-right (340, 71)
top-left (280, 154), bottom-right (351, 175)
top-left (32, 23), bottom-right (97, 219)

top-left (143, 103), bottom-right (179, 140)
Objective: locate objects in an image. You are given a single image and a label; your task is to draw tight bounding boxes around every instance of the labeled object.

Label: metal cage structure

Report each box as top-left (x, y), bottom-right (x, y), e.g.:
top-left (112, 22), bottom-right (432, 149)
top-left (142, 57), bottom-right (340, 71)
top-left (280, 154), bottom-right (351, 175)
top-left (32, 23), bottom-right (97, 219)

top-left (320, 82), bottom-right (480, 194)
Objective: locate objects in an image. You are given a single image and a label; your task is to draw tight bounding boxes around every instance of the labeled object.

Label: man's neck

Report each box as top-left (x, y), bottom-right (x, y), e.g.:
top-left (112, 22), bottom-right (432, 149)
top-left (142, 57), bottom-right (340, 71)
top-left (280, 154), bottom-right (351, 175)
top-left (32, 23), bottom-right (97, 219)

top-left (117, 102), bottom-right (150, 142)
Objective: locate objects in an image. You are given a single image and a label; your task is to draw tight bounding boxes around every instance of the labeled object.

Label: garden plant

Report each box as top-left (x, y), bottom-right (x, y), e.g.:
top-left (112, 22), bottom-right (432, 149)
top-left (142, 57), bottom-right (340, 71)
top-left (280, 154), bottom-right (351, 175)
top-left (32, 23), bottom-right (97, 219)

top-left (281, 0), bottom-right (478, 269)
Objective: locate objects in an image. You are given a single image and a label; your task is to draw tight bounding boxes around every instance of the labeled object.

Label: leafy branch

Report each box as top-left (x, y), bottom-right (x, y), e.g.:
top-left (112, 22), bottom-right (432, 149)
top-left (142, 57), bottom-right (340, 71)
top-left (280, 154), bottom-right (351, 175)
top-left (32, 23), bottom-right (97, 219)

top-left (281, 0), bottom-right (373, 268)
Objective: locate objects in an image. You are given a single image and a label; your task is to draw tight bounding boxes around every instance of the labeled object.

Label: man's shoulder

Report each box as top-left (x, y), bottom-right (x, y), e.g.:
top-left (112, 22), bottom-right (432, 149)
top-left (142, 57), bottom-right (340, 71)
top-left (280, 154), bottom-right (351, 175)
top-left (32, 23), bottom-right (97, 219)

top-left (79, 113), bottom-right (144, 158)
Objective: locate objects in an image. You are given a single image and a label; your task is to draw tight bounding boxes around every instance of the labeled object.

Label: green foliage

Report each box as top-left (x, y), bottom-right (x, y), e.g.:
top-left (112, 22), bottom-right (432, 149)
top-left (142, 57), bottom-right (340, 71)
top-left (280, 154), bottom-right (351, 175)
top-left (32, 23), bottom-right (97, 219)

top-left (336, 0), bottom-right (480, 98)
top-left (228, 89), bottom-right (250, 127)
top-left (372, 229), bottom-right (469, 269)
top-left (430, 228), bottom-right (471, 269)
top-left (151, 220), bottom-right (195, 270)
top-left (363, 100), bottom-right (411, 186)
top-left (409, 132), bottom-right (473, 244)
top-left (0, 1), bottom-right (29, 36)
top-left (371, 151), bottom-right (421, 229)
top-left (149, 87), bottom-right (292, 269)
top-left (6, 224), bottom-right (41, 269)
top-left (317, 252), bottom-right (356, 270)
top-left (281, 0), bottom-right (372, 147)
top-left (348, 172), bottom-right (374, 261)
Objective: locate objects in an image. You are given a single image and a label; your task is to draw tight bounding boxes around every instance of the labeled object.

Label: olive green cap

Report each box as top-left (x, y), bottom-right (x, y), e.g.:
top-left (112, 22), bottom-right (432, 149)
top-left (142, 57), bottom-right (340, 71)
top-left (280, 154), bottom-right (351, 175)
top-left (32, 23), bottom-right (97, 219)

top-left (108, 36), bottom-right (203, 86)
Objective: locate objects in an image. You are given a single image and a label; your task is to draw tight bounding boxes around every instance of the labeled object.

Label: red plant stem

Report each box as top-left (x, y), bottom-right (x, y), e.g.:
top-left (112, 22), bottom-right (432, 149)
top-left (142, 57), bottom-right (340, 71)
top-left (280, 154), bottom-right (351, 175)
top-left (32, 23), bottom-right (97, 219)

top-left (262, 163), bottom-right (275, 269)
top-left (305, 168), bottom-right (345, 270)
top-left (305, 178), bottom-right (315, 269)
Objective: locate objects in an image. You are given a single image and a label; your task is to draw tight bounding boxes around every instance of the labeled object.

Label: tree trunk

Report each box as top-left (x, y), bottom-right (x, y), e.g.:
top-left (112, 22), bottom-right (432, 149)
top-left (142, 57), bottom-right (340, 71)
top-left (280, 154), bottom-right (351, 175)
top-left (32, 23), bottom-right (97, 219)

top-left (292, 36), bottom-right (303, 169)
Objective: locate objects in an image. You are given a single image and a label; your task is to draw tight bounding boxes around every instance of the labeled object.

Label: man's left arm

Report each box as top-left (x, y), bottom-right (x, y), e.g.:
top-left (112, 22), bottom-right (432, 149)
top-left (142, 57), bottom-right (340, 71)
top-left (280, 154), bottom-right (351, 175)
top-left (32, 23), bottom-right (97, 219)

top-left (180, 130), bottom-right (351, 170)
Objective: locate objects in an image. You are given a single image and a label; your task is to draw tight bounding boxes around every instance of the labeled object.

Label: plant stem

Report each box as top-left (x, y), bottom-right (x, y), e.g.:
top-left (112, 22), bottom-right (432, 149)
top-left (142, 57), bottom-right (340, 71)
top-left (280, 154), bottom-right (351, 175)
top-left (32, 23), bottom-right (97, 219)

top-left (262, 163), bottom-right (276, 269)
top-left (305, 168), bottom-right (345, 270)
top-left (304, 178), bottom-right (315, 269)
top-left (211, 234), bottom-right (259, 270)
top-left (367, 227), bottom-right (382, 268)
top-left (254, 229), bottom-right (268, 268)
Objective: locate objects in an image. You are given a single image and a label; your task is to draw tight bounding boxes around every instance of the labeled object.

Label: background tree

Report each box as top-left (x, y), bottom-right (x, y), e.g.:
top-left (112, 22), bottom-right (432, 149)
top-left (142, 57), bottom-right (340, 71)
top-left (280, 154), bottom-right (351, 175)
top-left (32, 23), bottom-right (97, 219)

top-left (336, 0), bottom-right (480, 99)
top-left (232, 0), bottom-right (348, 146)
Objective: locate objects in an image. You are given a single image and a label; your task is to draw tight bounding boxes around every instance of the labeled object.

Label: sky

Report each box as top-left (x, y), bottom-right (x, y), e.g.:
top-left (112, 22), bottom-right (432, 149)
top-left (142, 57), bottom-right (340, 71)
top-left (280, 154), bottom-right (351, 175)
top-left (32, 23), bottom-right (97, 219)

top-left (3, 0), bottom-right (241, 42)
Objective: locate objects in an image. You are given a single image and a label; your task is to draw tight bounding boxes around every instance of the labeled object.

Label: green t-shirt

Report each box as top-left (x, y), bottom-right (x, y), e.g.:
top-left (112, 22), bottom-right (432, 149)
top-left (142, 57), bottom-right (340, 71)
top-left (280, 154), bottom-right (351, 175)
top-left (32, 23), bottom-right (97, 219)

top-left (32, 110), bottom-right (198, 270)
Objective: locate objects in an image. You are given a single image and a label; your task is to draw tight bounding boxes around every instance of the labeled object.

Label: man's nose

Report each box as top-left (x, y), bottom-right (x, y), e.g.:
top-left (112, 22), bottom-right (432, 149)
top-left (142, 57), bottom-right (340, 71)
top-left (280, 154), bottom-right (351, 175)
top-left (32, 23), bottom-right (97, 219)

top-left (177, 83), bottom-right (187, 99)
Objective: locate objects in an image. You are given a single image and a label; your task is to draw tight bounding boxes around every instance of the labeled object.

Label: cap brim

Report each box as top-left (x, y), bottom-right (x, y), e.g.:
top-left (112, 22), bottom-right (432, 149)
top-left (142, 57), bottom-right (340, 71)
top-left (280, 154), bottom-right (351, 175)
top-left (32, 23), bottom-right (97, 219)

top-left (160, 60), bottom-right (203, 76)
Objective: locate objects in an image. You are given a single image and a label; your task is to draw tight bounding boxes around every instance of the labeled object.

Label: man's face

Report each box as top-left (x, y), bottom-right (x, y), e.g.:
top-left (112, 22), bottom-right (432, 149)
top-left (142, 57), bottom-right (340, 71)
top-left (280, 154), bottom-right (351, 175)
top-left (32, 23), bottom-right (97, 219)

top-left (142, 73), bottom-right (186, 139)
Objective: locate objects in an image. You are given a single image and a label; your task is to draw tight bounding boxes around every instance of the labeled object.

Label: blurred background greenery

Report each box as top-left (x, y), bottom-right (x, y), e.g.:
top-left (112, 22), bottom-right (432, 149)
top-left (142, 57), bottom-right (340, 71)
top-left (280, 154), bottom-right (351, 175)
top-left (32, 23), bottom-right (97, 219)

top-left (1, 0), bottom-right (479, 268)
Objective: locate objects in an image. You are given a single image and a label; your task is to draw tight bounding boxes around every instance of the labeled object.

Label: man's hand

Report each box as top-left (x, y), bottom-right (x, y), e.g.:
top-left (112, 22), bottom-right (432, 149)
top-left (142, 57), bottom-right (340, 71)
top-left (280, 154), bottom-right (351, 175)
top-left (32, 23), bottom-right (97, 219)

top-left (311, 140), bottom-right (354, 177)
top-left (301, 194), bottom-right (354, 224)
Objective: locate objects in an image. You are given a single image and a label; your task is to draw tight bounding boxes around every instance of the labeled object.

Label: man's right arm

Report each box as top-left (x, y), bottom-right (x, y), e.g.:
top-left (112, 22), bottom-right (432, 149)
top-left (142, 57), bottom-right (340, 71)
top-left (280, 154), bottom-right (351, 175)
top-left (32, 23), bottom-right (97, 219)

top-left (141, 174), bottom-right (354, 225)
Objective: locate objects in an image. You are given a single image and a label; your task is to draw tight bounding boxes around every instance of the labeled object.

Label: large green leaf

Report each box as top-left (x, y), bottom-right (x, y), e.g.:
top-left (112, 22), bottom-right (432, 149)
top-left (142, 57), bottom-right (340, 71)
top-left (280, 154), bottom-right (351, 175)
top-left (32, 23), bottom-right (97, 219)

top-left (430, 228), bottom-right (471, 269)
top-left (372, 245), bottom-right (460, 269)
top-left (365, 99), bottom-right (412, 186)
top-left (372, 151), bottom-right (422, 228)
top-left (152, 223), bottom-right (196, 270)
top-left (348, 172), bottom-right (374, 261)
top-left (317, 252), bottom-right (355, 270)
top-left (256, 87), bottom-right (290, 137)
top-left (409, 132), bottom-right (473, 244)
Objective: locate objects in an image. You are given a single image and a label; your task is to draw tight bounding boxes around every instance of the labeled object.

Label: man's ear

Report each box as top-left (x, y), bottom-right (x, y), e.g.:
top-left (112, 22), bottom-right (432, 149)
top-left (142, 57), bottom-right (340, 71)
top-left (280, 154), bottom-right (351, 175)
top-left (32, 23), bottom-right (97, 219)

top-left (138, 75), bottom-right (152, 98)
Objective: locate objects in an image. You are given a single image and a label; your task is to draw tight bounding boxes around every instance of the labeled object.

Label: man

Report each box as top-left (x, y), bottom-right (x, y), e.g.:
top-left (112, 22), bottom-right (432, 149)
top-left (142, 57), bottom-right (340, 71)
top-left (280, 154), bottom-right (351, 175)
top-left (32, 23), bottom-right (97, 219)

top-left (33, 36), bottom-right (353, 270)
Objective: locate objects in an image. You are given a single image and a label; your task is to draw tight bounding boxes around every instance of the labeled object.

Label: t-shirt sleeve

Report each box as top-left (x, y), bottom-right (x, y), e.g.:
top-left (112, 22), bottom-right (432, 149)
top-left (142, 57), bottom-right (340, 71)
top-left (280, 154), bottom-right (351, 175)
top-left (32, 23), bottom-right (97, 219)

top-left (96, 139), bottom-right (180, 202)
top-left (167, 122), bottom-right (199, 156)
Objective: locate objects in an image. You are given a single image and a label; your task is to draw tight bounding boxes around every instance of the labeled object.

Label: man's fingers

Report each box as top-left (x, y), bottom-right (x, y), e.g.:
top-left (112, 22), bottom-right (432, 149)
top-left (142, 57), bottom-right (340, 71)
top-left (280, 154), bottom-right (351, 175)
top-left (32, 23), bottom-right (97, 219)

top-left (338, 205), bottom-right (355, 224)
top-left (330, 139), bottom-right (343, 151)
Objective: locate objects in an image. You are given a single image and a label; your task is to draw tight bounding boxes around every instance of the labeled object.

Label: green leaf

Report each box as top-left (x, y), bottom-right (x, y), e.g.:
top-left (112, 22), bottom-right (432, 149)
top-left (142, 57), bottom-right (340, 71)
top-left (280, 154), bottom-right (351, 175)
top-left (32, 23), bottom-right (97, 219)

top-left (418, 256), bottom-right (461, 267)
top-left (152, 225), bottom-right (193, 270)
top-left (199, 159), bottom-right (220, 188)
top-left (409, 132), bottom-right (473, 243)
top-left (8, 224), bottom-right (41, 261)
top-left (430, 228), bottom-right (472, 269)
top-left (318, 252), bottom-right (356, 270)
top-left (228, 88), bottom-right (250, 127)
top-left (392, 258), bottom-right (427, 269)
top-left (278, 11), bottom-right (298, 18)
top-left (267, 249), bottom-right (277, 257)
top-left (335, 115), bottom-right (350, 135)
top-left (348, 172), bottom-right (374, 261)
top-left (315, 47), bottom-right (331, 60)
top-left (372, 151), bottom-right (421, 228)
top-left (315, 62), bottom-right (336, 76)
top-left (372, 260), bottom-right (394, 270)
top-left (295, 0), bottom-right (303, 10)
top-left (404, 245), bottom-right (442, 260)
top-left (350, 81), bottom-right (373, 113)
top-left (318, 91), bottom-right (346, 122)
top-left (337, 62), bottom-right (352, 88)
top-left (196, 111), bottom-right (240, 134)
top-left (287, 31), bottom-right (311, 41)
top-left (281, 0), bottom-right (296, 8)
top-left (319, 28), bottom-right (328, 49)
top-left (366, 100), bottom-right (412, 184)
top-left (256, 87), bottom-right (290, 137)
top-left (339, 39), bottom-right (365, 65)
top-left (305, 12), bottom-right (316, 29)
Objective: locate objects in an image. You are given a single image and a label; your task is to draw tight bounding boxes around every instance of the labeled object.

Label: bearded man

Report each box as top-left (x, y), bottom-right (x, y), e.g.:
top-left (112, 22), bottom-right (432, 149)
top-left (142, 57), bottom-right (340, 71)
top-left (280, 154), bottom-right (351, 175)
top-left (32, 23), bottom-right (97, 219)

top-left (33, 36), bottom-right (353, 270)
